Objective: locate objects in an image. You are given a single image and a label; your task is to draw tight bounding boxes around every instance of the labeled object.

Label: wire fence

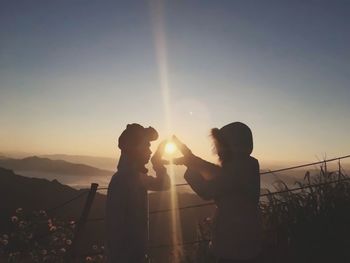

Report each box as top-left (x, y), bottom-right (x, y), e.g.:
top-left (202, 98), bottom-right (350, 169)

top-left (23, 154), bottom-right (350, 258)
top-left (85, 154), bottom-right (350, 220)
top-left (95, 154), bottom-right (350, 190)
top-left (47, 190), bottom-right (90, 213)
top-left (85, 177), bottom-right (350, 223)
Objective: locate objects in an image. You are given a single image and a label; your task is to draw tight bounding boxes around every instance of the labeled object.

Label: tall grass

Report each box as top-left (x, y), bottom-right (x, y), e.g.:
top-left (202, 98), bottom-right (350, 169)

top-left (183, 164), bottom-right (350, 263)
top-left (260, 164), bottom-right (350, 263)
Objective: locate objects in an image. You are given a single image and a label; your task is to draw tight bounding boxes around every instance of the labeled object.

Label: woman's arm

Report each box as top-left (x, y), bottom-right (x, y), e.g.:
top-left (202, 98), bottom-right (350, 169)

top-left (185, 157), bottom-right (260, 199)
top-left (185, 154), bottom-right (221, 180)
top-left (172, 136), bottom-right (221, 180)
top-left (184, 168), bottom-right (215, 200)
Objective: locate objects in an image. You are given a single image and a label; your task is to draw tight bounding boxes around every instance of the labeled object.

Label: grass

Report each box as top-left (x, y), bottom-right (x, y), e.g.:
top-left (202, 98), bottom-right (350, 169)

top-left (179, 163), bottom-right (350, 263)
top-left (260, 165), bottom-right (350, 263)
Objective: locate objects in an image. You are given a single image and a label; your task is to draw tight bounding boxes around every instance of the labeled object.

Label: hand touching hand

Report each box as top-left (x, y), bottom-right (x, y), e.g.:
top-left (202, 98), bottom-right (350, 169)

top-left (172, 136), bottom-right (194, 166)
top-left (151, 140), bottom-right (169, 171)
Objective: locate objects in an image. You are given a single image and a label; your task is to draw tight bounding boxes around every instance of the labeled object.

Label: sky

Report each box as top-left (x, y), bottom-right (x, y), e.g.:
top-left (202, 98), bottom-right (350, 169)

top-left (0, 0), bottom-right (349, 164)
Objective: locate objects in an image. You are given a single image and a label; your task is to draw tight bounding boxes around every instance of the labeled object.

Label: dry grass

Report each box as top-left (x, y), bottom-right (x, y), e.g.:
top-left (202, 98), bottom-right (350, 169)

top-left (183, 164), bottom-right (350, 263)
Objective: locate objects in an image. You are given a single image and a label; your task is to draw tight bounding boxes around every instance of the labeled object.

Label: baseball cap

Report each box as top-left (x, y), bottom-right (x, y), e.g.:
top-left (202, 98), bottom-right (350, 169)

top-left (118, 123), bottom-right (158, 151)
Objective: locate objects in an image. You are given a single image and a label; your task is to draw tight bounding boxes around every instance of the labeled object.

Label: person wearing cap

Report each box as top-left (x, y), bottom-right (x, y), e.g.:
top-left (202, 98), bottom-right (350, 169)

top-left (173, 122), bottom-right (262, 263)
top-left (105, 123), bottom-right (170, 263)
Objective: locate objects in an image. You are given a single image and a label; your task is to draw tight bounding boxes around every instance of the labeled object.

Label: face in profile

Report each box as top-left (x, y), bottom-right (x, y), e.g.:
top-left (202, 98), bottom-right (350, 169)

top-left (132, 139), bottom-right (152, 165)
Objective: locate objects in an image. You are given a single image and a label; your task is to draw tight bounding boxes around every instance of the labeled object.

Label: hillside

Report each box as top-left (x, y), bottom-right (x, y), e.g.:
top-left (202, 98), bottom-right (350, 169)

top-left (0, 167), bottom-right (106, 226)
top-left (0, 167), bottom-right (213, 258)
top-left (0, 156), bottom-right (113, 177)
top-left (40, 154), bottom-right (117, 171)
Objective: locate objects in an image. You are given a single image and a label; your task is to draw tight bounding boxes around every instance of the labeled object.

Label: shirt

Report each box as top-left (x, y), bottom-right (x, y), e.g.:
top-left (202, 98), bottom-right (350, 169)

top-left (105, 155), bottom-right (170, 263)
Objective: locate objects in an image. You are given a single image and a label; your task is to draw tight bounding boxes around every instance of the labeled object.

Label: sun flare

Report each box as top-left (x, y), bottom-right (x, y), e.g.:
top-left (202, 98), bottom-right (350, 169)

top-left (165, 142), bottom-right (177, 155)
top-left (151, 0), bottom-right (183, 259)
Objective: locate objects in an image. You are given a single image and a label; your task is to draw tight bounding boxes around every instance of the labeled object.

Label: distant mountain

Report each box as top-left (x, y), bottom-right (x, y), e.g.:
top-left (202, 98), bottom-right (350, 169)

top-left (0, 167), bottom-right (98, 219)
top-left (0, 156), bottom-right (113, 177)
top-left (40, 154), bottom-right (118, 171)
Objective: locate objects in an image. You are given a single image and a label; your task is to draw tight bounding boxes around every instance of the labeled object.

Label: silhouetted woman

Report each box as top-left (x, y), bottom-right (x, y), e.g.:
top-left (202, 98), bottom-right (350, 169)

top-left (173, 122), bottom-right (261, 263)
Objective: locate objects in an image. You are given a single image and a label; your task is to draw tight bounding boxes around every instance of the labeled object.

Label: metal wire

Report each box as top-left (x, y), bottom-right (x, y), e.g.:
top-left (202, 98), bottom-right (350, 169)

top-left (174, 154), bottom-right (350, 187)
top-left (47, 190), bottom-right (89, 213)
top-left (82, 155), bottom-right (350, 252)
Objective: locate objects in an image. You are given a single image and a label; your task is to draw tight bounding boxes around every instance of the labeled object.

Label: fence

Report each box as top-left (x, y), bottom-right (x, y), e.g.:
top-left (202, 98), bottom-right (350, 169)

top-left (33, 154), bottom-right (350, 262)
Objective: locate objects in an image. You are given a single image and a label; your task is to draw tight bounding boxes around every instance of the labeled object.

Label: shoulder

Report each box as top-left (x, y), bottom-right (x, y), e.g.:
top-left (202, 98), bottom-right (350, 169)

top-left (249, 156), bottom-right (259, 167)
top-left (248, 156), bottom-right (260, 178)
top-left (108, 171), bottom-right (129, 191)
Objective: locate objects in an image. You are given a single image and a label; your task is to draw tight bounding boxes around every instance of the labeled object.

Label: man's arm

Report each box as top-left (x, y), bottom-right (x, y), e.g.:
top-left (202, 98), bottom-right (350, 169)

top-left (140, 166), bottom-right (171, 191)
top-left (142, 140), bottom-right (171, 191)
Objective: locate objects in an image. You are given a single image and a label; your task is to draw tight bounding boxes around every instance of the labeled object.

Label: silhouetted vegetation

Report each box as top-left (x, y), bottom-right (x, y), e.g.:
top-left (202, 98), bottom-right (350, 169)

top-left (259, 166), bottom-right (350, 263)
top-left (1, 164), bottom-right (349, 262)
top-left (0, 208), bottom-right (106, 263)
top-left (180, 165), bottom-right (350, 263)
top-left (0, 209), bottom-right (75, 262)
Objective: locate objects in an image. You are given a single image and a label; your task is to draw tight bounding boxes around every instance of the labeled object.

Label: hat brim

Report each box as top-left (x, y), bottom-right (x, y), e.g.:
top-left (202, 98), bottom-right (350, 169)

top-left (144, 126), bottom-right (159, 141)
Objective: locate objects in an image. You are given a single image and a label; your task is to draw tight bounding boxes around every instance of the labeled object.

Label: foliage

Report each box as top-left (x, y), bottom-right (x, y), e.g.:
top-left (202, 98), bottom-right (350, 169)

top-left (260, 166), bottom-right (350, 263)
top-left (0, 209), bottom-right (75, 262)
top-left (0, 210), bottom-right (105, 262)
top-left (186, 164), bottom-right (350, 263)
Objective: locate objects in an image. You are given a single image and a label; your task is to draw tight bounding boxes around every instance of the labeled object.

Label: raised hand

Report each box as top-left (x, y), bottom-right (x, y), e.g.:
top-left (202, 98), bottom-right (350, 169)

top-left (172, 135), bottom-right (193, 166)
top-left (172, 136), bottom-right (192, 156)
top-left (151, 140), bottom-right (169, 170)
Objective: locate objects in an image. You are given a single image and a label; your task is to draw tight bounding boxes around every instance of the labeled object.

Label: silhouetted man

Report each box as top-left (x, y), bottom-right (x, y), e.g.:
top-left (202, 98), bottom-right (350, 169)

top-left (106, 124), bottom-right (170, 263)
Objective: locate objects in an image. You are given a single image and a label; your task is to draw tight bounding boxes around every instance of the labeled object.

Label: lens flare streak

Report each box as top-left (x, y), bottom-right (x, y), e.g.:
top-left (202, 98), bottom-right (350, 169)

top-left (150, 0), bottom-right (184, 261)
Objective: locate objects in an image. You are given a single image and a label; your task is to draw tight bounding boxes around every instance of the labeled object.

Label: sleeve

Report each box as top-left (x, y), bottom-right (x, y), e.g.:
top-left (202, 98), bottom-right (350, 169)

top-left (184, 168), bottom-right (215, 200)
top-left (140, 166), bottom-right (171, 191)
top-left (185, 158), bottom-right (260, 200)
top-left (185, 155), bottom-right (221, 180)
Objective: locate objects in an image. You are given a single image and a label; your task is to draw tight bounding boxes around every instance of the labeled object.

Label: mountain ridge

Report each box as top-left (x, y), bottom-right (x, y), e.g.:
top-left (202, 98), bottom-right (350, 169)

top-left (0, 156), bottom-right (113, 177)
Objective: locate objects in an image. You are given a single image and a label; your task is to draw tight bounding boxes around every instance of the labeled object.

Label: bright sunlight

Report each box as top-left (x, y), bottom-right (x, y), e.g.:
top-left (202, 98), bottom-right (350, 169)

top-left (165, 142), bottom-right (177, 155)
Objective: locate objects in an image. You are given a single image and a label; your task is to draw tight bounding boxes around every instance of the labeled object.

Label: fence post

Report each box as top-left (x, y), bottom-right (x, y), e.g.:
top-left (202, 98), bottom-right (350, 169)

top-left (146, 192), bottom-right (151, 263)
top-left (67, 183), bottom-right (99, 263)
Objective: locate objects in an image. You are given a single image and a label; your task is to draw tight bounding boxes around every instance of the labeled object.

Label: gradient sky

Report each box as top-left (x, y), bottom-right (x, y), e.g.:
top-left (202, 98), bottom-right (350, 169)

top-left (1, 0), bottom-right (349, 163)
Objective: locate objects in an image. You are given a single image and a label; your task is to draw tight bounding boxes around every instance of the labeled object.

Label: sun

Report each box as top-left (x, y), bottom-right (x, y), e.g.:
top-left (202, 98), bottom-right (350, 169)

top-left (165, 142), bottom-right (177, 155)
